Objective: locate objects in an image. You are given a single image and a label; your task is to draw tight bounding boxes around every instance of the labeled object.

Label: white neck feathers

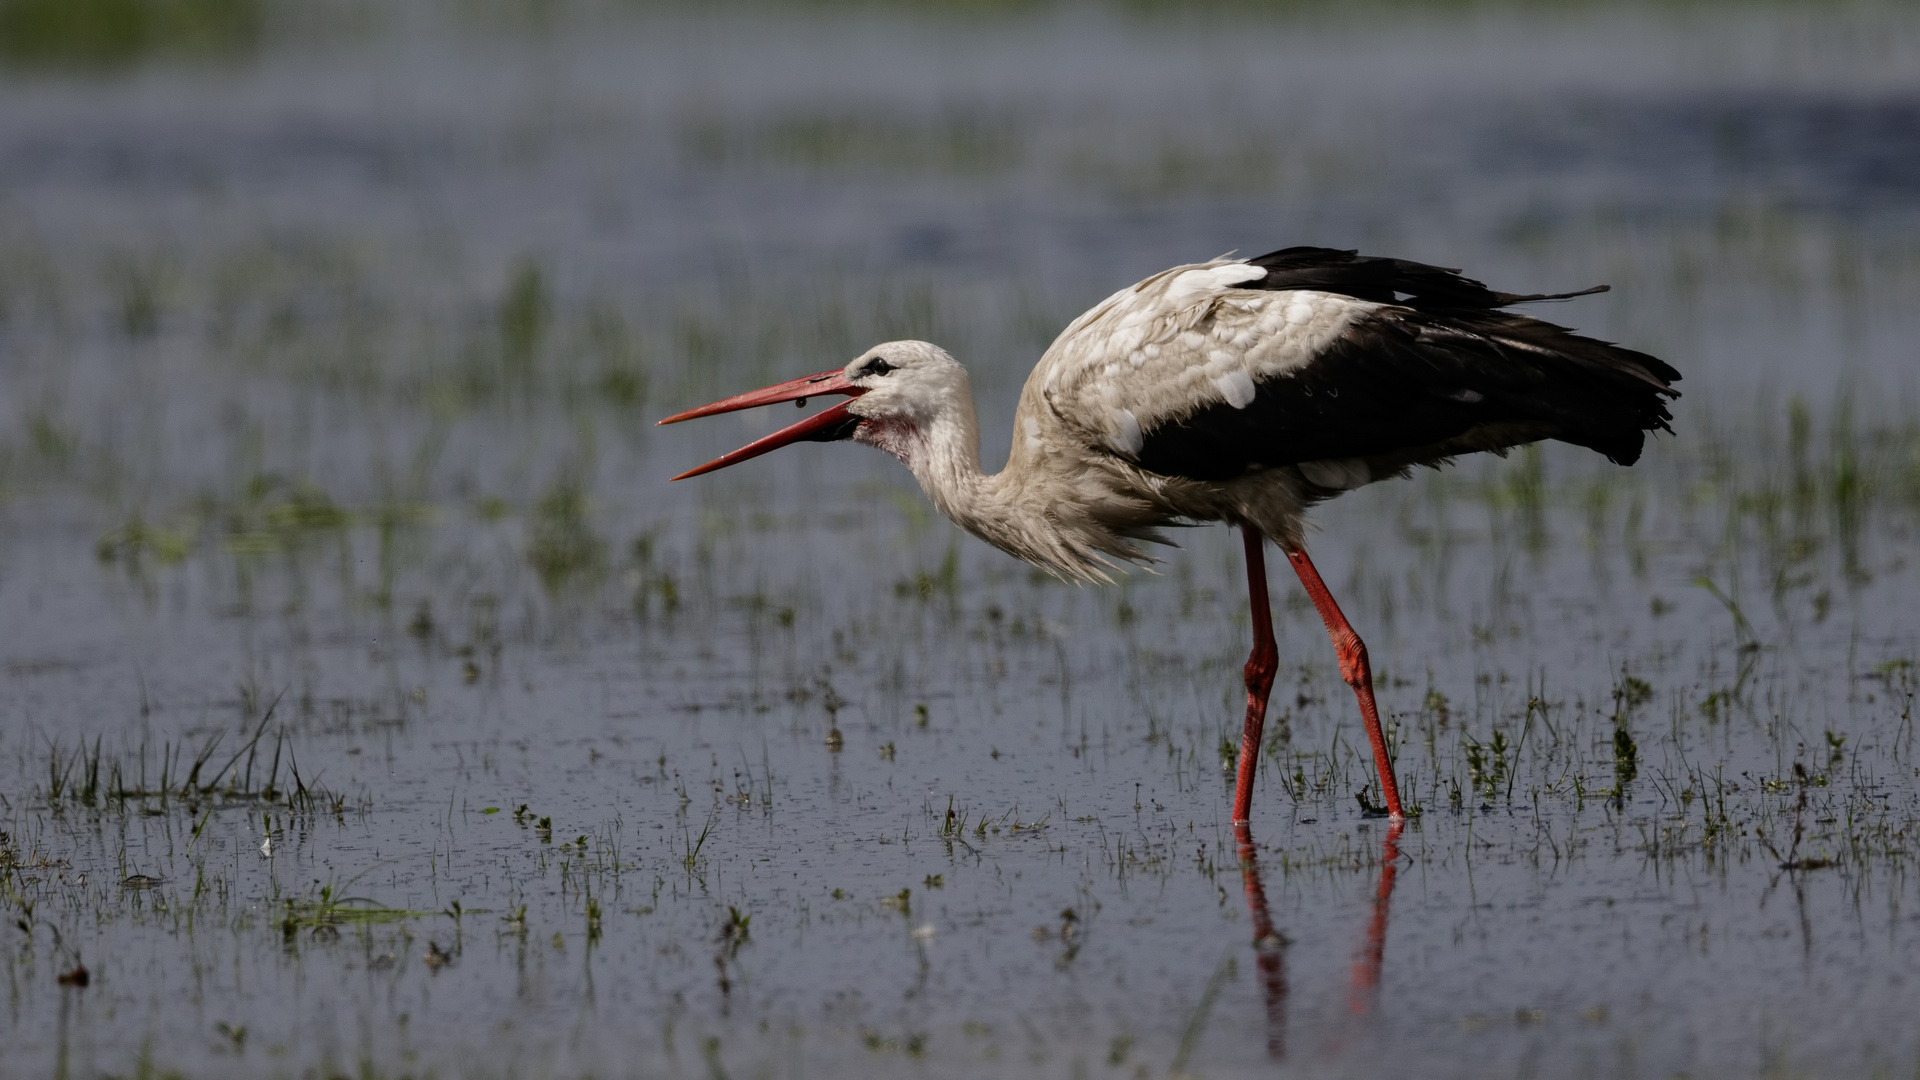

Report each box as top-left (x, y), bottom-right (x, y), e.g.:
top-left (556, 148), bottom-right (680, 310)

top-left (855, 382), bottom-right (1149, 583)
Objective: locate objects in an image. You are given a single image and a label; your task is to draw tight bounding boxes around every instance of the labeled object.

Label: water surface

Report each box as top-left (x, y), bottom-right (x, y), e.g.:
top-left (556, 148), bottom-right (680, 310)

top-left (3, 3), bottom-right (1920, 1077)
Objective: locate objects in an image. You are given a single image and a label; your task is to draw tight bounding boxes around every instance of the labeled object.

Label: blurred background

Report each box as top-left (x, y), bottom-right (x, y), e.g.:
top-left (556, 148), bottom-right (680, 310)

top-left (3, 2), bottom-right (1919, 1077)
top-left (5, 0), bottom-right (1919, 526)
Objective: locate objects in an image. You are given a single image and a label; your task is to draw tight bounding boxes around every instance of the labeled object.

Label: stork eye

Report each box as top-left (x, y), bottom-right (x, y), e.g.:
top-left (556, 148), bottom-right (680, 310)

top-left (862, 357), bottom-right (896, 377)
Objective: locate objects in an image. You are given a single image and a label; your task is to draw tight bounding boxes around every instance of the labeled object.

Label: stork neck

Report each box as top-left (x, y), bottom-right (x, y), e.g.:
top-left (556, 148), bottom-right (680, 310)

top-left (859, 401), bottom-right (992, 527)
top-left (856, 383), bottom-right (1080, 573)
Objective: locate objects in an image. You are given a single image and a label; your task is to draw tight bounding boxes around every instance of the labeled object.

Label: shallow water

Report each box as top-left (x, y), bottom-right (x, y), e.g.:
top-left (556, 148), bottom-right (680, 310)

top-left (3, 3), bottom-right (1920, 1077)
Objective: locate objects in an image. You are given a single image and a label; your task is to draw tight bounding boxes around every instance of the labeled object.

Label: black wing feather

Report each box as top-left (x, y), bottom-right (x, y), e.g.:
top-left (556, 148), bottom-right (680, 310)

top-left (1134, 292), bottom-right (1680, 483)
top-left (1243, 246), bottom-right (1611, 309)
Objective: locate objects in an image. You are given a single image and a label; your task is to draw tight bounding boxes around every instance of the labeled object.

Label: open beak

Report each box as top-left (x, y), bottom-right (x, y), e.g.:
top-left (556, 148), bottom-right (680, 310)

top-left (656, 369), bottom-right (866, 480)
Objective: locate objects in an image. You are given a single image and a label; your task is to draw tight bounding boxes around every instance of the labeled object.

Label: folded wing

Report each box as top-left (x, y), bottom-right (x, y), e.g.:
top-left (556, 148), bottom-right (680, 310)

top-left (1036, 247), bottom-right (1680, 486)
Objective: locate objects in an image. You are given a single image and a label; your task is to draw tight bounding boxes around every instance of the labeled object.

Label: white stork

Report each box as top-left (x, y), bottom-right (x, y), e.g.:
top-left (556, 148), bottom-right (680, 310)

top-left (659, 247), bottom-right (1680, 822)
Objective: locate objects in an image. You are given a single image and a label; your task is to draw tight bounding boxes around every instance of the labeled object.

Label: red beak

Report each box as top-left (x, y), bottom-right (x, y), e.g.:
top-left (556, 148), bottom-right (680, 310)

top-left (656, 369), bottom-right (866, 481)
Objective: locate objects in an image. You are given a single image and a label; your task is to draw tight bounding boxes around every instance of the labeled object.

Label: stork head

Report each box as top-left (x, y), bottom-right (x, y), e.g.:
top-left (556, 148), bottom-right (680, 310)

top-left (657, 340), bottom-right (968, 480)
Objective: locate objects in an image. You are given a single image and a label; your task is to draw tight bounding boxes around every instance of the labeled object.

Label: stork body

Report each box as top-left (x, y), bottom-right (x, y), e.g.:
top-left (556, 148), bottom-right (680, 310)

top-left (662, 247), bottom-right (1679, 822)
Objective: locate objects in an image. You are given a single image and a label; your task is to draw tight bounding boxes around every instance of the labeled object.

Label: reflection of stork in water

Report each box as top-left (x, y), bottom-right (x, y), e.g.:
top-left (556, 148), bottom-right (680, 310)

top-left (1233, 823), bottom-right (1291, 1057)
top-left (1234, 820), bottom-right (1406, 1058)
top-left (1347, 821), bottom-right (1405, 1016)
top-left (661, 247), bottom-right (1678, 823)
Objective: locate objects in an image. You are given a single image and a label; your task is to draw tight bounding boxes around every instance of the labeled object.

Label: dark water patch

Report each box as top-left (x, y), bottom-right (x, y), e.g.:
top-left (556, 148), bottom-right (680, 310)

top-left (1477, 91), bottom-right (1920, 223)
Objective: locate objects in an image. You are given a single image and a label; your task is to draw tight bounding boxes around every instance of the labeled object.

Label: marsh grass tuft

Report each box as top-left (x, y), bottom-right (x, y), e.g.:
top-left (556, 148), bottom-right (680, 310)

top-left (280, 880), bottom-right (443, 936)
top-left (499, 260), bottom-right (550, 380)
top-left (0, 0), bottom-right (261, 70)
top-left (528, 476), bottom-right (607, 593)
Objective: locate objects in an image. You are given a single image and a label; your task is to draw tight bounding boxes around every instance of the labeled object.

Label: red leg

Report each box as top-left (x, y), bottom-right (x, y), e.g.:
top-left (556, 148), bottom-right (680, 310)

top-left (1232, 527), bottom-right (1279, 825)
top-left (1283, 547), bottom-right (1404, 820)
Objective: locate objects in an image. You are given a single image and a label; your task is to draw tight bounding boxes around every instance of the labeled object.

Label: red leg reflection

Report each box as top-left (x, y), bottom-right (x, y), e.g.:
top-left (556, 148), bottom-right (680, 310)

top-left (1347, 819), bottom-right (1405, 1014)
top-left (1283, 547), bottom-right (1404, 819)
top-left (1233, 823), bottom-right (1289, 1059)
